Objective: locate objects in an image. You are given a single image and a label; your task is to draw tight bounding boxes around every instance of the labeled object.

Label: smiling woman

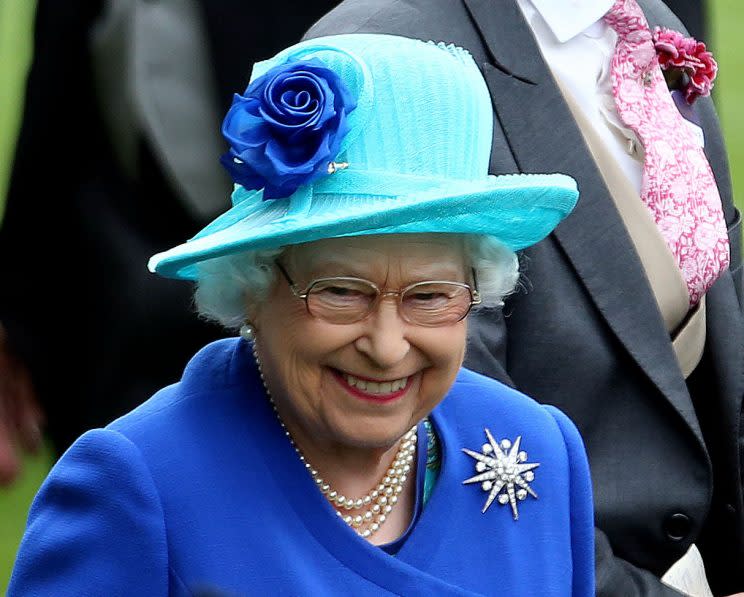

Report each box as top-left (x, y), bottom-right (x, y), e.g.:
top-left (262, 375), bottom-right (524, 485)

top-left (9, 34), bottom-right (593, 595)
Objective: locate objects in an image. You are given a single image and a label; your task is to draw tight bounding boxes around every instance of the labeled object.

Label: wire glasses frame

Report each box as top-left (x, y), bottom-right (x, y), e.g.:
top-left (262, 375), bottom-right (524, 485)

top-left (275, 261), bottom-right (481, 327)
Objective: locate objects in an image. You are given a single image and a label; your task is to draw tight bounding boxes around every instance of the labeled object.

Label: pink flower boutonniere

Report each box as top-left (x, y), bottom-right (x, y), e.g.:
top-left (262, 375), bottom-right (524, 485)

top-left (653, 27), bottom-right (718, 104)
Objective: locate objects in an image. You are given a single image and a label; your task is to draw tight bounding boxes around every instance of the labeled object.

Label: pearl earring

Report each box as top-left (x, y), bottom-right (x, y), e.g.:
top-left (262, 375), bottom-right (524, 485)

top-left (239, 323), bottom-right (255, 342)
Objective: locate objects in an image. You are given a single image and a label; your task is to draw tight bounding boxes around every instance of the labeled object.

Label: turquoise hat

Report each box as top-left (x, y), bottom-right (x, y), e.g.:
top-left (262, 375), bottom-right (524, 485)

top-left (149, 34), bottom-right (578, 280)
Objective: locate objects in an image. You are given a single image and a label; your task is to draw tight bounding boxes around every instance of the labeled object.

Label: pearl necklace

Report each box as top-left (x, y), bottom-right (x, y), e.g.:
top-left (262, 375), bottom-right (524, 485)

top-left (252, 343), bottom-right (417, 538)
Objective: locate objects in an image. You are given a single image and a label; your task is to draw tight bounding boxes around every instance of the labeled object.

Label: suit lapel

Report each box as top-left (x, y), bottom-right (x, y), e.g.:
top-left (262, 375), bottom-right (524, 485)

top-left (131, 0), bottom-right (231, 220)
top-left (462, 0), bottom-right (704, 444)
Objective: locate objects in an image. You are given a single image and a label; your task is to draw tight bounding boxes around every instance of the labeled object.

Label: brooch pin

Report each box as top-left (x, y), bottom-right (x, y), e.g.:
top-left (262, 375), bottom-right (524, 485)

top-left (462, 429), bottom-right (540, 520)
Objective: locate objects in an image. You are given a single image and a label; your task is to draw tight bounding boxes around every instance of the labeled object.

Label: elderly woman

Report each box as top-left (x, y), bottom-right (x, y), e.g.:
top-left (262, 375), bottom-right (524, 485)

top-left (10, 34), bottom-right (593, 595)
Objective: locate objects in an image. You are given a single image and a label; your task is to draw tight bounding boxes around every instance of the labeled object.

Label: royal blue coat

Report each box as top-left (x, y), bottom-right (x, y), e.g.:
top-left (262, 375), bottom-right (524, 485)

top-left (10, 338), bottom-right (594, 596)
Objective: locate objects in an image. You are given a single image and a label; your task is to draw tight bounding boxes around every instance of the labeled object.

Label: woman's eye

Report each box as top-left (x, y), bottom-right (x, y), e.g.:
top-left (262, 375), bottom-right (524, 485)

top-left (410, 292), bottom-right (442, 301)
top-left (408, 292), bottom-right (452, 306)
top-left (324, 286), bottom-right (364, 297)
top-left (313, 285), bottom-right (372, 302)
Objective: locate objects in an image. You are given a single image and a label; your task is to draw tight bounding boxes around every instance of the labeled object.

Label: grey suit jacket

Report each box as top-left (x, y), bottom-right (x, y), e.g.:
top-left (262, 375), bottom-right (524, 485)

top-left (306, 1), bottom-right (744, 595)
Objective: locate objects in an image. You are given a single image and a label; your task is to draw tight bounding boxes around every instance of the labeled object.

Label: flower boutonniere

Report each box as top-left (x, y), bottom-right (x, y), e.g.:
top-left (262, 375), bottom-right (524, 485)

top-left (652, 27), bottom-right (718, 104)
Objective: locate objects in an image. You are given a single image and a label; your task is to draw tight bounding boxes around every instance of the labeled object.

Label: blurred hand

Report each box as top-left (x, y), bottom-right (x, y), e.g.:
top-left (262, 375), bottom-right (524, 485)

top-left (0, 322), bottom-right (44, 486)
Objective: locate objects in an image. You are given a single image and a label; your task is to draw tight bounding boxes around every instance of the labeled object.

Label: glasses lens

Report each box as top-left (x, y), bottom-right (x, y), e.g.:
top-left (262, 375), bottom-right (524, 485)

top-left (402, 282), bottom-right (473, 326)
top-left (306, 278), bottom-right (378, 323)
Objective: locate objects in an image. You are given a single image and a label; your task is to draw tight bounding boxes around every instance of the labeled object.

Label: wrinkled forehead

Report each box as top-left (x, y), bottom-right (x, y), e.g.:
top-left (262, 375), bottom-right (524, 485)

top-left (286, 234), bottom-right (469, 280)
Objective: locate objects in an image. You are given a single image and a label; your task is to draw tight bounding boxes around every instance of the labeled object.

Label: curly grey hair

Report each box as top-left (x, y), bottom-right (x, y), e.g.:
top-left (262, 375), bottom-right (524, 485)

top-left (193, 235), bottom-right (519, 330)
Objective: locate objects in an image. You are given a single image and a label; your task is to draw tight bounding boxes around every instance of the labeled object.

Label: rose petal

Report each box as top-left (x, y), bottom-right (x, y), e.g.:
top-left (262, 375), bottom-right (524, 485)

top-left (265, 138), bottom-right (317, 175)
top-left (270, 71), bottom-right (322, 113)
top-left (222, 112), bottom-right (270, 150)
top-left (281, 89), bottom-right (314, 112)
top-left (326, 110), bottom-right (350, 157)
top-left (219, 152), bottom-right (264, 189)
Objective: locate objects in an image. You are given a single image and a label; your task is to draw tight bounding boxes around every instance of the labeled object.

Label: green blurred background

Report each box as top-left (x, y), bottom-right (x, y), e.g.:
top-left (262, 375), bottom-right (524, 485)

top-left (1, 0), bottom-right (743, 592)
top-left (0, 0), bottom-right (41, 593)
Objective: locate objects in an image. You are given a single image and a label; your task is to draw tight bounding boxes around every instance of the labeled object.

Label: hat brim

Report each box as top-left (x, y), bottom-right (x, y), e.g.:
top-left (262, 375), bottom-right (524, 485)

top-left (149, 173), bottom-right (578, 280)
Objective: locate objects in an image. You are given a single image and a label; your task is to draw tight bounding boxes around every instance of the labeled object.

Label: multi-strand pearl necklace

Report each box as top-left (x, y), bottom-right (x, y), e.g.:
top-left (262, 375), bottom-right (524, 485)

top-left (252, 343), bottom-right (416, 538)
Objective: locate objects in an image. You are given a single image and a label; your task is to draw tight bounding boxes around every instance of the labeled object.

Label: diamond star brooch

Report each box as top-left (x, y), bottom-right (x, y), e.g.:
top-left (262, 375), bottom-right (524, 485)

top-left (462, 429), bottom-right (540, 520)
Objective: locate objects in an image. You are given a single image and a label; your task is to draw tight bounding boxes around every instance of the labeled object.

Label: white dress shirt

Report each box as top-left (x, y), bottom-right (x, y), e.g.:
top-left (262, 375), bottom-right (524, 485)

top-left (515, 0), bottom-right (646, 192)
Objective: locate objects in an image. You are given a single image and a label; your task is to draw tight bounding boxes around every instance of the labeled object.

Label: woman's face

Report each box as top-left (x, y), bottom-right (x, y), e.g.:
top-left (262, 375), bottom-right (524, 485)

top-left (251, 234), bottom-right (469, 451)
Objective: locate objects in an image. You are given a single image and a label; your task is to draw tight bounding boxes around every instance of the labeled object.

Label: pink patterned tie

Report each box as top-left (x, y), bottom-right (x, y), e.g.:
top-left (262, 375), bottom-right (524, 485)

top-left (604, 0), bottom-right (729, 306)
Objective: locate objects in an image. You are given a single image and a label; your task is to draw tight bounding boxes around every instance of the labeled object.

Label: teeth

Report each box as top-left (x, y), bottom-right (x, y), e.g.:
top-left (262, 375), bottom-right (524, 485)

top-left (344, 374), bottom-right (409, 394)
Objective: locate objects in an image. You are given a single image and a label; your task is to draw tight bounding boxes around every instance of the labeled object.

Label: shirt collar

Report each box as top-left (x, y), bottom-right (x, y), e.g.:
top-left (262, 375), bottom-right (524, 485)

top-left (521, 0), bottom-right (615, 43)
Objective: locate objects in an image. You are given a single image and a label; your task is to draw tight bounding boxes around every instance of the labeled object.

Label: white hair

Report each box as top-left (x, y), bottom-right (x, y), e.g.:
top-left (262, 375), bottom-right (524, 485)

top-left (193, 235), bottom-right (519, 330)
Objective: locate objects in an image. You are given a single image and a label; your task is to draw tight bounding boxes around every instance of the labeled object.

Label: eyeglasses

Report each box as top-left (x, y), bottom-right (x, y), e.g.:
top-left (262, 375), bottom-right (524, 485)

top-left (276, 262), bottom-right (481, 327)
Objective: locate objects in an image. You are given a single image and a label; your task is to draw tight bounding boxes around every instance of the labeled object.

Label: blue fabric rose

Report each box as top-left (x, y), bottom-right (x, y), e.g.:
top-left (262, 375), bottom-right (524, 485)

top-left (220, 58), bottom-right (357, 199)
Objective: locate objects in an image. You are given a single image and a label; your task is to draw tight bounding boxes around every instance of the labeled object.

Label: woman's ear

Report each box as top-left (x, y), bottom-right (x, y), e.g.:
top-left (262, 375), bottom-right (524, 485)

top-left (246, 251), bottom-right (287, 333)
top-left (240, 297), bottom-right (260, 341)
top-left (244, 294), bottom-right (261, 331)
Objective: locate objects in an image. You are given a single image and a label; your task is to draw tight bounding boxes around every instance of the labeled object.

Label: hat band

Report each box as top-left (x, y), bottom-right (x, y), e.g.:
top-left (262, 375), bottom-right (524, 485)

top-left (230, 169), bottom-right (467, 207)
top-left (313, 168), bottom-right (456, 196)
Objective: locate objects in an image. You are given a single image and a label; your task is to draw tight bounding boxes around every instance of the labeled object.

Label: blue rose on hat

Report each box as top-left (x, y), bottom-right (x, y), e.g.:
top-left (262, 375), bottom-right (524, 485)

top-left (220, 58), bottom-right (358, 199)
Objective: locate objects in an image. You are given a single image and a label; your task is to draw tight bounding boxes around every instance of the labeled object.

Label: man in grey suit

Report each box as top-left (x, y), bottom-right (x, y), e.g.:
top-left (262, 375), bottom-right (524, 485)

top-left (306, 1), bottom-right (744, 595)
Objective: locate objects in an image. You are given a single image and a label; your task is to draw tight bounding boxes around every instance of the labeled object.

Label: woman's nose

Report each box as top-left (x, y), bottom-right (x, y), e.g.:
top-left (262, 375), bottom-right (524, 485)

top-left (353, 298), bottom-right (411, 367)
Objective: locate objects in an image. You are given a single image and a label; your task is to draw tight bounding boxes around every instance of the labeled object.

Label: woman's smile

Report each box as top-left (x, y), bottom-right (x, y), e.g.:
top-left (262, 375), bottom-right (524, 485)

top-left (330, 368), bottom-right (415, 402)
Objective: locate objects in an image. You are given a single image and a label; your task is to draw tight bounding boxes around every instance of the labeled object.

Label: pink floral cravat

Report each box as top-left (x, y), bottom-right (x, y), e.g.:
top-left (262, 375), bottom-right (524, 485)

top-left (604, 0), bottom-right (729, 305)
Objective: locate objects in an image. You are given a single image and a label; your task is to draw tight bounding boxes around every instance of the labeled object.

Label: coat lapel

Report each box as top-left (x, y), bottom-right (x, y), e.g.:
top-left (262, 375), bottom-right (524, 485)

top-left (91, 0), bottom-right (231, 222)
top-left (462, 0), bottom-right (704, 444)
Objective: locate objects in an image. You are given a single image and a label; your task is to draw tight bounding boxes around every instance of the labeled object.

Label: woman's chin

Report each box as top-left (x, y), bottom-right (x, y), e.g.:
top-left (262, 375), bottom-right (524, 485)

top-left (314, 369), bottom-right (419, 445)
top-left (324, 413), bottom-right (416, 451)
